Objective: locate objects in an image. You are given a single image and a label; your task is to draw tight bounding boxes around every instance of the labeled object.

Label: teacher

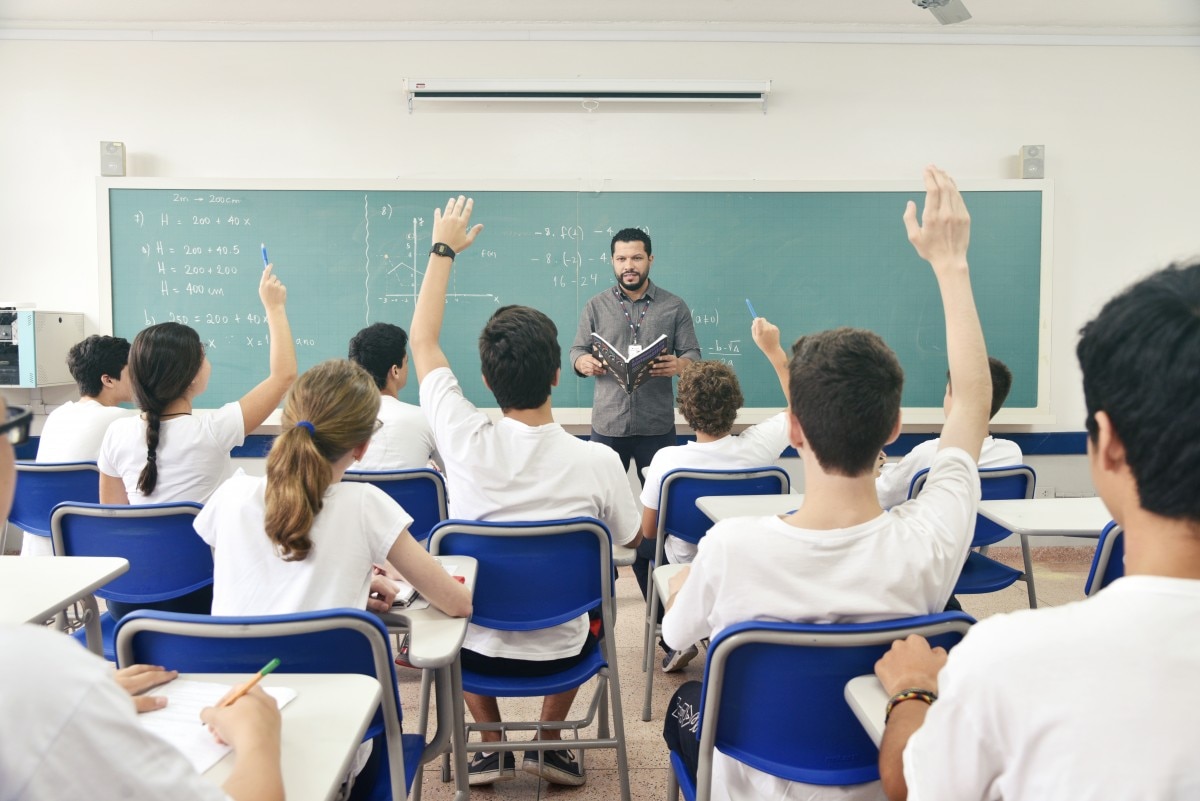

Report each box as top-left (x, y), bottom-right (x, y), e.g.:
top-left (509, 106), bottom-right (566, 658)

top-left (570, 228), bottom-right (701, 484)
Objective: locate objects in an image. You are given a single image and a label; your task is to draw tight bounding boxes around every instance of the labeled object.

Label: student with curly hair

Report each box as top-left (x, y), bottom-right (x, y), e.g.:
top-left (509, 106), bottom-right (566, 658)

top-left (635, 318), bottom-right (792, 672)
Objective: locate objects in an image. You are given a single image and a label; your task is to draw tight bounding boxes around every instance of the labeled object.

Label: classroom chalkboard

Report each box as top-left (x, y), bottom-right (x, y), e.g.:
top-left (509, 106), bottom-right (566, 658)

top-left (101, 181), bottom-right (1048, 419)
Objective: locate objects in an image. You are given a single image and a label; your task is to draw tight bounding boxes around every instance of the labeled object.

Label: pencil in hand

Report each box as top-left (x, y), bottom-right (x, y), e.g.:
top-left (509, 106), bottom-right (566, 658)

top-left (218, 657), bottom-right (281, 708)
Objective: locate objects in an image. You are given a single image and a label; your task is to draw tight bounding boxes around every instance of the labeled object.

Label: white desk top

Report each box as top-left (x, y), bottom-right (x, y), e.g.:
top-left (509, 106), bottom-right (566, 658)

top-left (652, 563), bottom-right (688, 607)
top-left (189, 673), bottom-right (380, 801)
top-left (695, 493), bottom-right (803, 523)
top-left (0, 556), bottom-right (129, 626)
top-left (844, 674), bottom-right (888, 747)
top-left (379, 554), bottom-right (476, 669)
top-left (978, 497), bottom-right (1112, 538)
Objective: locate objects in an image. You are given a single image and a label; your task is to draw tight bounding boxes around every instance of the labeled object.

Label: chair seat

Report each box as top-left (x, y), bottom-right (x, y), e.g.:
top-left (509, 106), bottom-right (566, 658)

top-left (72, 611), bottom-right (116, 661)
top-left (954, 551), bottom-right (1023, 595)
top-left (461, 646), bottom-right (606, 697)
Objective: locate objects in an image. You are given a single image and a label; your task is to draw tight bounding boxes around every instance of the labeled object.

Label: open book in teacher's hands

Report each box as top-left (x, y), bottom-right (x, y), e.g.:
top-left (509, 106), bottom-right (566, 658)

top-left (591, 332), bottom-right (670, 395)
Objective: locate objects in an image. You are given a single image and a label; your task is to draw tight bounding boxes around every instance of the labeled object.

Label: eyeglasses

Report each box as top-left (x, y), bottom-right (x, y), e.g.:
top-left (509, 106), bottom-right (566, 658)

top-left (1, 406), bottom-right (32, 445)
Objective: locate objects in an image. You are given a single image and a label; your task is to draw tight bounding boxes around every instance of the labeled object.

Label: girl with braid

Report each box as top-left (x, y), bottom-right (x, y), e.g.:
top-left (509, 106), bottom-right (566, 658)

top-left (193, 359), bottom-right (472, 618)
top-left (99, 264), bottom-right (296, 506)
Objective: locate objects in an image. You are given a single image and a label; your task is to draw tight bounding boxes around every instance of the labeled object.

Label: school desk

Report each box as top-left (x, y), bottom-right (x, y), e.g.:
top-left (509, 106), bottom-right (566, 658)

top-left (844, 674), bottom-right (889, 747)
top-left (695, 492), bottom-right (804, 523)
top-left (0, 555), bottom-right (128, 654)
top-left (977, 497), bottom-right (1112, 539)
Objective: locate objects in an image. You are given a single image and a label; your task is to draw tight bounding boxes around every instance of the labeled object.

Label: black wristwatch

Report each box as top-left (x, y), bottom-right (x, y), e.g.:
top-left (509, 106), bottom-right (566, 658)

top-left (430, 242), bottom-right (456, 260)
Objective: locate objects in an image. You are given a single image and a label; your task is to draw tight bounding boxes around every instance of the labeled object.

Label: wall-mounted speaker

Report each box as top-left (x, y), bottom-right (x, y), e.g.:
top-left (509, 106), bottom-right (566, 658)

top-left (101, 141), bottom-right (126, 177)
top-left (1019, 145), bottom-right (1044, 179)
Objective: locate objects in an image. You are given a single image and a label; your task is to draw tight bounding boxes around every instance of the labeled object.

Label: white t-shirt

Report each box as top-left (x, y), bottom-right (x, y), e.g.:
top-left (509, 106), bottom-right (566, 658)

top-left (640, 411), bottom-right (788, 564)
top-left (904, 575), bottom-right (1200, 801)
top-left (662, 447), bottom-right (979, 801)
top-left (98, 402), bottom-right (246, 504)
top-left (194, 474), bottom-right (409, 616)
top-left (876, 435), bottom-right (1023, 510)
top-left (420, 366), bottom-right (640, 660)
top-left (354, 394), bottom-right (439, 471)
top-left (36, 399), bottom-right (136, 463)
top-left (0, 624), bottom-right (228, 801)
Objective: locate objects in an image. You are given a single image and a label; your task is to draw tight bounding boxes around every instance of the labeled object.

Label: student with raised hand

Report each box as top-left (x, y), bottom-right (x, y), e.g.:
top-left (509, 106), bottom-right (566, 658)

top-left (193, 358), bottom-right (471, 619)
top-left (0, 399), bottom-right (285, 801)
top-left (636, 316), bottom-right (792, 673)
top-left (410, 197), bottom-right (641, 788)
top-left (660, 166), bottom-right (991, 800)
top-left (98, 263), bottom-right (297, 505)
top-left (874, 261), bottom-right (1200, 801)
top-left (347, 322), bottom-right (439, 470)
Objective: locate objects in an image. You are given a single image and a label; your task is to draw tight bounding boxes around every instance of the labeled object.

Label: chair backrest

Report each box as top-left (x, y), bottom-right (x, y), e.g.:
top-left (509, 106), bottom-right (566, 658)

top-left (910, 464), bottom-right (1036, 548)
top-left (50, 502), bottom-right (212, 604)
top-left (694, 612), bottom-right (975, 797)
top-left (659, 467), bottom-right (791, 545)
top-left (114, 607), bottom-right (405, 800)
top-left (428, 517), bottom-right (612, 632)
top-left (10, 461), bottom-right (100, 536)
top-left (343, 468), bottom-right (448, 543)
top-left (1085, 521), bottom-right (1124, 596)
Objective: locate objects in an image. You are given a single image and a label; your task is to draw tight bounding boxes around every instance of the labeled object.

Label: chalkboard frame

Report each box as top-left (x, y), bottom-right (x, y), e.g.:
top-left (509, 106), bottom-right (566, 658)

top-left (97, 178), bottom-right (1054, 427)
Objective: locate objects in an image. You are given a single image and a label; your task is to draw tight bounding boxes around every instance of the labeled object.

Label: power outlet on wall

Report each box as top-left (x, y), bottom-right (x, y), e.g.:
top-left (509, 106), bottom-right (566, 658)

top-left (1036, 487), bottom-right (1055, 499)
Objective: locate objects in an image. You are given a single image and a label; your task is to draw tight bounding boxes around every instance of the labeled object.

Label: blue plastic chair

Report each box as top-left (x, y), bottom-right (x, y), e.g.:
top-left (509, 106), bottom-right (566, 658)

top-left (7, 461), bottom-right (99, 552)
top-left (428, 517), bottom-right (632, 801)
top-left (910, 464), bottom-right (1038, 608)
top-left (643, 467), bottom-right (791, 721)
top-left (1085, 521), bottom-right (1123, 596)
top-left (666, 612), bottom-right (976, 801)
top-left (50, 501), bottom-right (212, 661)
top-left (343, 468), bottom-right (448, 543)
top-left (114, 607), bottom-right (418, 801)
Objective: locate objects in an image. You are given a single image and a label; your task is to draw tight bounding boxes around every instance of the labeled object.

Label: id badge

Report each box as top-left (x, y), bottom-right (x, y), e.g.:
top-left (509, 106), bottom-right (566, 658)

top-left (628, 344), bottom-right (644, 358)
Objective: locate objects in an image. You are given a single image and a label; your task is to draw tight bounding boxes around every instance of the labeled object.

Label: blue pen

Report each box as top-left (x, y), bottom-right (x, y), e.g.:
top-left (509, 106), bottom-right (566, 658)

top-left (745, 298), bottom-right (758, 319)
top-left (261, 243), bottom-right (269, 268)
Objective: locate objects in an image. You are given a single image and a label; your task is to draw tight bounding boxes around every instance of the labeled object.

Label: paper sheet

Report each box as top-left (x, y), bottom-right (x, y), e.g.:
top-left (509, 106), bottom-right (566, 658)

top-left (138, 679), bottom-right (296, 773)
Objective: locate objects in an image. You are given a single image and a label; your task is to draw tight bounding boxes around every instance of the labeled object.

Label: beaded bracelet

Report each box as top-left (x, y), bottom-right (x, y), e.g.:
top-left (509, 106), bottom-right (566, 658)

top-left (884, 688), bottom-right (938, 723)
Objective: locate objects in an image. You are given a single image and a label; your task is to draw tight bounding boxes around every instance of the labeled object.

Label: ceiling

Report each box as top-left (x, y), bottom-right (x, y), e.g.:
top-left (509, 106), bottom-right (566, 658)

top-left (2, 0), bottom-right (1199, 38)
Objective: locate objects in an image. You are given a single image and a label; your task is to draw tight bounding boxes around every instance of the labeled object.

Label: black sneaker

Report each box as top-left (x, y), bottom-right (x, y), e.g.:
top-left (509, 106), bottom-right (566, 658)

top-left (522, 748), bottom-right (585, 786)
top-left (661, 644), bottom-right (698, 673)
top-left (467, 750), bottom-right (515, 786)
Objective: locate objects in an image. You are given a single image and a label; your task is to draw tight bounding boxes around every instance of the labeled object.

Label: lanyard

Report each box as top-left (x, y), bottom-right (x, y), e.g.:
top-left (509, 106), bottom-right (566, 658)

top-left (613, 286), bottom-right (651, 345)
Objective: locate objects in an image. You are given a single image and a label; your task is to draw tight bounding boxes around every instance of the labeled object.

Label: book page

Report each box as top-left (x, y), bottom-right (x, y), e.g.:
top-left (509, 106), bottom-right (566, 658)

top-left (138, 679), bottom-right (296, 773)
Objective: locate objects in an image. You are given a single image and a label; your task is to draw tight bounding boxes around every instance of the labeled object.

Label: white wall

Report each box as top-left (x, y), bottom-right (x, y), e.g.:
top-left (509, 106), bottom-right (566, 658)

top-left (3, 37), bottom-right (1199, 447)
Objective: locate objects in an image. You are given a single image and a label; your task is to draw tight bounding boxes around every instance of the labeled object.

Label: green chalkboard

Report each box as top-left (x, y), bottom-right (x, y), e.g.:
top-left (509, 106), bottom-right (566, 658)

top-left (101, 182), bottom-right (1048, 418)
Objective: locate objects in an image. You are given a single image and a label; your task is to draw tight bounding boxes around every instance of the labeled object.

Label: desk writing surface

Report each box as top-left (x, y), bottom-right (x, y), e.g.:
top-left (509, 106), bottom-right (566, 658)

top-left (102, 180), bottom-right (1049, 419)
top-left (0, 555), bottom-right (129, 626)
top-left (845, 674), bottom-right (888, 747)
top-left (978, 498), bottom-right (1111, 537)
top-left (695, 493), bottom-right (804, 523)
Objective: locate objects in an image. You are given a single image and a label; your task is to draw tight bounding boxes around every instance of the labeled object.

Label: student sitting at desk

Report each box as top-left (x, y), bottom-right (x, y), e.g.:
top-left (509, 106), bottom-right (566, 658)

top-left (0, 399), bottom-right (285, 801)
top-left (348, 322), bottom-right (439, 470)
top-left (193, 358), bottom-right (471, 619)
top-left (875, 356), bottom-right (1021, 509)
top-left (410, 196), bottom-right (641, 788)
top-left (634, 318), bottom-right (791, 673)
top-left (23, 335), bottom-right (136, 555)
top-left (874, 260), bottom-right (1200, 801)
top-left (660, 166), bottom-right (988, 801)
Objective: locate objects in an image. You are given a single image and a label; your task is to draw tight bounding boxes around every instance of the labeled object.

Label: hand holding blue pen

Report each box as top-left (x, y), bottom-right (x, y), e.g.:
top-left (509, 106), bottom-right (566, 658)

top-left (261, 243), bottom-right (269, 268)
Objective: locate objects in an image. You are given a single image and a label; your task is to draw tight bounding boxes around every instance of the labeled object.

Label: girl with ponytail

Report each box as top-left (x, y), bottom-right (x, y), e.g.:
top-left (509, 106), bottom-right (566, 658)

top-left (194, 359), bottom-right (472, 618)
top-left (99, 264), bottom-right (297, 504)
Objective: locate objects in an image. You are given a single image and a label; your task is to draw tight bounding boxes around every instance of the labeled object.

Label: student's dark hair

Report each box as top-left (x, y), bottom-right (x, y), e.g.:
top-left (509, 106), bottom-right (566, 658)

top-left (478, 305), bottom-right (560, 411)
top-left (265, 360), bottom-right (380, 561)
top-left (789, 327), bottom-right (904, 476)
top-left (348, 322), bottom-right (408, 390)
top-left (610, 228), bottom-right (652, 256)
top-left (678, 361), bottom-right (743, 436)
top-left (127, 323), bottom-right (205, 496)
top-left (946, 357), bottom-right (1013, 419)
top-left (67, 335), bottom-right (130, 397)
top-left (1077, 261), bottom-right (1200, 522)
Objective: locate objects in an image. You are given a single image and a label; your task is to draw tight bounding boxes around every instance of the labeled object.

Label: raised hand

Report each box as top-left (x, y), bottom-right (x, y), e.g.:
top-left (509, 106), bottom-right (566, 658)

top-left (258, 263), bottom-right (287, 311)
top-left (903, 166), bottom-right (971, 273)
top-left (431, 195), bottom-right (484, 256)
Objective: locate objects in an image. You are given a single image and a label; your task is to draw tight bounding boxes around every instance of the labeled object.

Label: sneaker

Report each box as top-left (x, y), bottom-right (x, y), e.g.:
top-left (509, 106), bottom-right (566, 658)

top-left (522, 748), bottom-right (585, 786)
top-left (467, 750), bottom-right (515, 786)
top-left (662, 644), bottom-right (699, 673)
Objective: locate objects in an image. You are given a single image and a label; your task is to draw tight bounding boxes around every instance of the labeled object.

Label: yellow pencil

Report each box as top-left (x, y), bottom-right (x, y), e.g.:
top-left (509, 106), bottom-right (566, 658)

top-left (218, 658), bottom-right (281, 708)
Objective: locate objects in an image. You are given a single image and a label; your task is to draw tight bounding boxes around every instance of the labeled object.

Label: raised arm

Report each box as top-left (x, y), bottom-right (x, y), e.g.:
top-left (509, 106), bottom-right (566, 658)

top-left (903, 167), bottom-right (989, 460)
top-left (751, 316), bottom-right (790, 401)
top-left (238, 265), bottom-right (298, 436)
top-left (410, 196), bottom-right (484, 382)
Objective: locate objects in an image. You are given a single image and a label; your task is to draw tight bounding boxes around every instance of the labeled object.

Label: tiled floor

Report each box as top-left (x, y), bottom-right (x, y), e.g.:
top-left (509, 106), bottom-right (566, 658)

top-left (404, 544), bottom-right (1097, 801)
